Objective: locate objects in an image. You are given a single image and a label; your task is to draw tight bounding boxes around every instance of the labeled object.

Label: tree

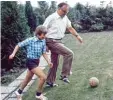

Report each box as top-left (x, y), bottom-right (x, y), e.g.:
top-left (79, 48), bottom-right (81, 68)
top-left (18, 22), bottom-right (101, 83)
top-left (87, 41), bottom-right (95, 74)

top-left (13, 4), bottom-right (31, 69)
top-left (25, 1), bottom-right (37, 33)
top-left (46, 1), bottom-right (57, 16)
top-left (38, 1), bottom-right (49, 19)
top-left (18, 4), bottom-right (31, 38)
top-left (34, 1), bottom-right (49, 25)
top-left (1, 1), bottom-right (31, 71)
top-left (1, 1), bottom-right (20, 70)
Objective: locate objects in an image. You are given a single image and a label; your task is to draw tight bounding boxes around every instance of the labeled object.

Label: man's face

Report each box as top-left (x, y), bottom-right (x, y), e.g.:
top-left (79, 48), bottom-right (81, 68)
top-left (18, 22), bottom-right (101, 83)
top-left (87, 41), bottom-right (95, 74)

top-left (38, 33), bottom-right (46, 40)
top-left (60, 5), bottom-right (69, 17)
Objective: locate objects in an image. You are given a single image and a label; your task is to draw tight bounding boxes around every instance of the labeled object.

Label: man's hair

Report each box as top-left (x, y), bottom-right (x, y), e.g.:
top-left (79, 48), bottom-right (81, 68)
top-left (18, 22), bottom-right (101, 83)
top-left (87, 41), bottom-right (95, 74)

top-left (58, 2), bottom-right (68, 8)
top-left (35, 25), bottom-right (47, 36)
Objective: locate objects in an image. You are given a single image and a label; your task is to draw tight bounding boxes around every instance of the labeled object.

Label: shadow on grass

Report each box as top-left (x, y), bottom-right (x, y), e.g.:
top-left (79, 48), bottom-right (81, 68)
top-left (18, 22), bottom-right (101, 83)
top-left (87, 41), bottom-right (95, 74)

top-left (43, 84), bottom-right (60, 93)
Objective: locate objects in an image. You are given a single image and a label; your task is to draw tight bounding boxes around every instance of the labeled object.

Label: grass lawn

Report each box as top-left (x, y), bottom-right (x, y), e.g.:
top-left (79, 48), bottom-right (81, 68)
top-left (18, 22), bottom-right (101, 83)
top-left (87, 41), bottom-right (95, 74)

top-left (23, 31), bottom-right (113, 100)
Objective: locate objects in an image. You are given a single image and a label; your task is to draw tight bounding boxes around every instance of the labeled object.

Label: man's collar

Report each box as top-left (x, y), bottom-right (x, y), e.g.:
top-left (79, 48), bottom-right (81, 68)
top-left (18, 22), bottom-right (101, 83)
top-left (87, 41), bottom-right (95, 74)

top-left (55, 11), bottom-right (61, 19)
top-left (55, 11), bottom-right (66, 19)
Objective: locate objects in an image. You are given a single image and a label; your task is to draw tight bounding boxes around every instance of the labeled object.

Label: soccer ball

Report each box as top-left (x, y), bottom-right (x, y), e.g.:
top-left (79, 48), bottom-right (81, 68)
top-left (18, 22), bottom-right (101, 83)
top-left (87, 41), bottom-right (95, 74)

top-left (89, 77), bottom-right (99, 87)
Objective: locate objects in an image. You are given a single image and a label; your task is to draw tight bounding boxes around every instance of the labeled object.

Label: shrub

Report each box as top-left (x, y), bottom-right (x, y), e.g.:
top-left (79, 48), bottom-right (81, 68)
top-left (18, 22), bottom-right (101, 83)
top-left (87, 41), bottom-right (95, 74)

top-left (89, 23), bottom-right (104, 32)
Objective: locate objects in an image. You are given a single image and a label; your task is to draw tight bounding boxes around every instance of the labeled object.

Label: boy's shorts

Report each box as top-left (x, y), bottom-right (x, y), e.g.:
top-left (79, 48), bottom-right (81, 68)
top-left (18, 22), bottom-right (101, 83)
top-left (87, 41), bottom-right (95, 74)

top-left (26, 58), bottom-right (40, 70)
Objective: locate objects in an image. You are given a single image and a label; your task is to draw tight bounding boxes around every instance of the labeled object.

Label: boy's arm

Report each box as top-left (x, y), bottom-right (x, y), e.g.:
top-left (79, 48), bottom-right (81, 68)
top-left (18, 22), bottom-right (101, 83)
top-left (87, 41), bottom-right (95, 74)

top-left (42, 53), bottom-right (53, 68)
top-left (9, 38), bottom-right (31, 60)
top-left (9, 45), bottom-right (20, 59)
top-left (42, 40), bottom-right (53, 68)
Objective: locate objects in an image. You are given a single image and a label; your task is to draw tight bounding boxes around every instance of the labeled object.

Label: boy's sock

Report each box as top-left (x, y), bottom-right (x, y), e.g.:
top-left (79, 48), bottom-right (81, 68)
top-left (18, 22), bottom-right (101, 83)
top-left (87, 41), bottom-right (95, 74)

top-left (36, 92), bottom-right (42, 96)
top-left (17, 89), bottom-right (23, 94)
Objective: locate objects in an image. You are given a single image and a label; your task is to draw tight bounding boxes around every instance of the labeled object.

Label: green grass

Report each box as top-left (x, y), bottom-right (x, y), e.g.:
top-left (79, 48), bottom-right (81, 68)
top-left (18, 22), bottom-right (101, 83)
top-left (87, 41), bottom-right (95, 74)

top-left (23, 31), bottom-right (113, 100)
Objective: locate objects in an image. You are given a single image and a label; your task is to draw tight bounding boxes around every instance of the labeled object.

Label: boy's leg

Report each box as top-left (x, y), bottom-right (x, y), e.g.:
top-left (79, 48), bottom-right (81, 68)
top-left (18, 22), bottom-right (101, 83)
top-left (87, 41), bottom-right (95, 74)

top-left (31, 67), bottom-right (46, 93)
top-left (20, 69), bottom-right (34, 90)
top-left (31, 67), bottom-right (47, 100)
top-left (15, 70), bottom-right (34, 100)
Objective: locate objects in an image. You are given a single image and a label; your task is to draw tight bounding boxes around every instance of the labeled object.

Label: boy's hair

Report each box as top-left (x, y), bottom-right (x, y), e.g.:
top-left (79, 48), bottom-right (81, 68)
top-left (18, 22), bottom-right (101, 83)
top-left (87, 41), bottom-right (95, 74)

top-left (58, 2), bottom-right (68, 8)
top-left (35, 25), bottom-right (47, 36)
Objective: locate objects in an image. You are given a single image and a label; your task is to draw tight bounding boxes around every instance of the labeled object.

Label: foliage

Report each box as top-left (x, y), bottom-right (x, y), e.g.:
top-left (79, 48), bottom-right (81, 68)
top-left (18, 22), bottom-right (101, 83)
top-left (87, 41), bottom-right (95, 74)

top-left (34, 1), bottom-right (57, 25)
top-left (1, 1), bottom-right (30, 71)
top-left (68, 2), bottom-right (113, 32)
top-left (25, 1), bottom-right (37, 33)
top-left (89, 23), bottom-right (104, 32)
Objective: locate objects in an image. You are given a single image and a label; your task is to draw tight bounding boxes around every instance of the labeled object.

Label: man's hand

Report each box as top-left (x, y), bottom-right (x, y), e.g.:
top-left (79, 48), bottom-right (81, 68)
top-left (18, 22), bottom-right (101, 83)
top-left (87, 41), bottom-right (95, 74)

top-left (9, 53), bottom-right (15, 60)
top-left (67, 27), bottom-right (83, 43)
top-left (76, 35), bottom-right (83, 43)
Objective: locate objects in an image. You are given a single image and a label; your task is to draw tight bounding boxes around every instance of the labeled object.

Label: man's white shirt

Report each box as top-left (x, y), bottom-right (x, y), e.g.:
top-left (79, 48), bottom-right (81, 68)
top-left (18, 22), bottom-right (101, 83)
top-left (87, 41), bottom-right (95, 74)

top-left (43, 12), bottom-right (72, 39)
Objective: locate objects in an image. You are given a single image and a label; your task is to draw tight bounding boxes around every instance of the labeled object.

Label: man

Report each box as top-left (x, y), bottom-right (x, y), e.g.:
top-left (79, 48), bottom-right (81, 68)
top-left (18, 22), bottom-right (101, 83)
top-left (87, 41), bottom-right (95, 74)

top-left (43, 2), bottom-right (83, 87)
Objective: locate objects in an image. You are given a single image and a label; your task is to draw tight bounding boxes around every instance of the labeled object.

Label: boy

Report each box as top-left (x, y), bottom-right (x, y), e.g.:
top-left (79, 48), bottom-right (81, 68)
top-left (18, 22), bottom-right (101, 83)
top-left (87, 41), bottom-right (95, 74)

top-left (9, 25), bottom-right (52, 100)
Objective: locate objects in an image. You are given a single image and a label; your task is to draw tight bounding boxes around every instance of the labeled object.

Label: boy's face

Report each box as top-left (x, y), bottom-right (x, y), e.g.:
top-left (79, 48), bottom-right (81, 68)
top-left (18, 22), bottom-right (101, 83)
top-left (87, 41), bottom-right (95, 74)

top-left (38, 33), bottom-right (46, 40)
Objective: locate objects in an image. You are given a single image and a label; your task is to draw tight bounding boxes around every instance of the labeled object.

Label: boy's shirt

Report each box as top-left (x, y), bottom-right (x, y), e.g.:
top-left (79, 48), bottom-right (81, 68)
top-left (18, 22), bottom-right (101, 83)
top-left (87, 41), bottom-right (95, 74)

top-left (18, 36), bottom-right (46, 59)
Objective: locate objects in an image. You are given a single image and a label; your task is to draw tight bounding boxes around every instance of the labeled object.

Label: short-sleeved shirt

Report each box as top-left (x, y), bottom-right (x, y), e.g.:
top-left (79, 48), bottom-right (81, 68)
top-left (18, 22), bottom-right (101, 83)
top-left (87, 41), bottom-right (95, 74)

top-left (43, 12), bottom-right (72, 39)
top-left (18, 36), bottom-right (46, 59)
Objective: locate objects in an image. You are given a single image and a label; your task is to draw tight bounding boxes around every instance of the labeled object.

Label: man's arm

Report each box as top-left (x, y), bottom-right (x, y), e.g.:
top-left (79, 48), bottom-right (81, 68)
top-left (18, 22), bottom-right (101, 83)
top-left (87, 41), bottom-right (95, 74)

top-left (67, 27), bottom-right (83, 43)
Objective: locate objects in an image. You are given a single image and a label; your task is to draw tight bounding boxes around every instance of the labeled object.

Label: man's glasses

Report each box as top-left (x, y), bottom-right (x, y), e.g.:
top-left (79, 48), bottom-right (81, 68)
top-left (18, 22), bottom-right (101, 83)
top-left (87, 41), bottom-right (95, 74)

top-left (61, 9), bottom-right (69, 14)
